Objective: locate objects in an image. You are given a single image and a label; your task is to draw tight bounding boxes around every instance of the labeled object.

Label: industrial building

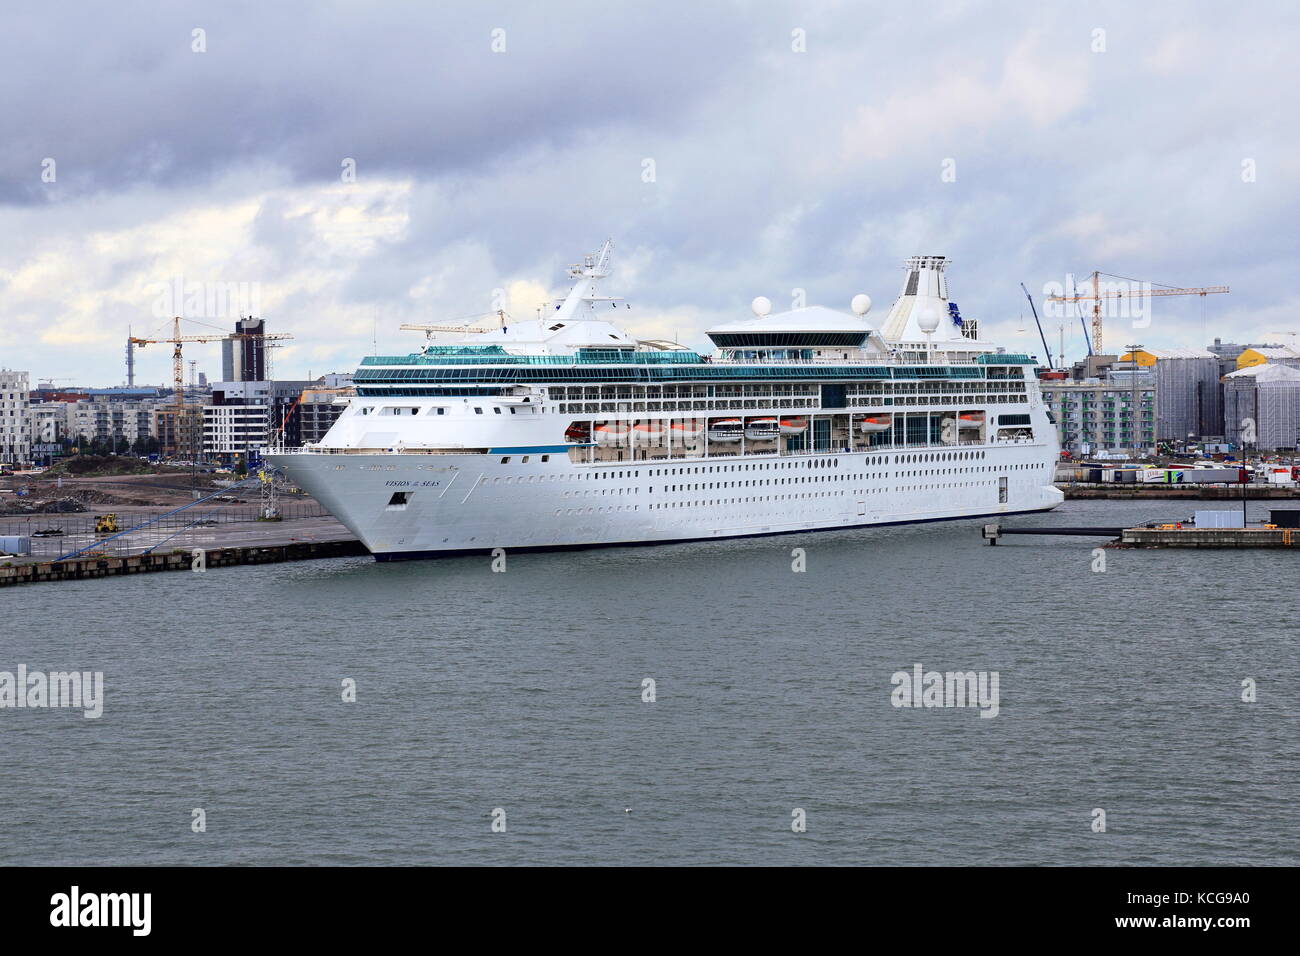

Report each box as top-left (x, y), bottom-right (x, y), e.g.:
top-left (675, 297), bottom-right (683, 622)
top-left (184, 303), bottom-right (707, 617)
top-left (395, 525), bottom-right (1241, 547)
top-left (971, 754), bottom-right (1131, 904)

top-left (1120, 348), bottom-right (1223, 442)
top-left (1223, 364), bottom-right (1300, 451)
top-left (1234, 345), bottom-right (1300, 371)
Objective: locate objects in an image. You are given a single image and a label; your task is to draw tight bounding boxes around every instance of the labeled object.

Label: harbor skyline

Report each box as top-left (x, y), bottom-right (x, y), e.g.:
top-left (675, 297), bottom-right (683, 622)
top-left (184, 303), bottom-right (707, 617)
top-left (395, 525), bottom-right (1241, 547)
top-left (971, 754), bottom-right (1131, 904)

top-left (2, 2), bottom-right (1297, 385)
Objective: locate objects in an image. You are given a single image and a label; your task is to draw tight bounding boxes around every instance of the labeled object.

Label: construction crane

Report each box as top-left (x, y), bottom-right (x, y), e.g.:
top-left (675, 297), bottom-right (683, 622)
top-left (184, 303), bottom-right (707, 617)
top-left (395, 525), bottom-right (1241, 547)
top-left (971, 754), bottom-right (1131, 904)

top-left (129, 317), bottom-right (293, 411)
top-left (400, 310), bottom-right (510, 339)
top-left (130, 317), bottom-right (293, 466)
top-left (1046, 272), bottom-right (1228, 354)
top-left (400, 322), bottom-right (490, 337)
top-left (1020, 283), bottom-right (1053, 369)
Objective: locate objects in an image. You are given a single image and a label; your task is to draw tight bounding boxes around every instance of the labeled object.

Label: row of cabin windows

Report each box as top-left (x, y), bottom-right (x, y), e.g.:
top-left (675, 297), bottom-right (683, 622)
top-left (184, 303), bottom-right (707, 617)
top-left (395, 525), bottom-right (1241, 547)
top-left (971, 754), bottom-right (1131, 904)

top-left (487, 461), bottom-right (1046, 491)
top-left (645, 481), bottom-right (1010, 509)
top-left (549, 475), bottom-right (1036, 518)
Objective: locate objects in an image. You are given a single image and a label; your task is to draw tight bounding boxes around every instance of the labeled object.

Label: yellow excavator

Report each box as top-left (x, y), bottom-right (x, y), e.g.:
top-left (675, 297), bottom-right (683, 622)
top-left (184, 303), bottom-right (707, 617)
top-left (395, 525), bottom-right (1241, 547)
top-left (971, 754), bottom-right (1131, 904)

top-left (94, 513), bottom-right (120, 535)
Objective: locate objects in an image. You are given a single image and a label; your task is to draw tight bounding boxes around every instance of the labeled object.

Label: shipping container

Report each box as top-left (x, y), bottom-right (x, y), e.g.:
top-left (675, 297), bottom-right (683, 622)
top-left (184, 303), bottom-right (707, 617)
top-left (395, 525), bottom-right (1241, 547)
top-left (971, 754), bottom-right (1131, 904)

top-left (1181, 468), bottom-right (1242, 483)
top-left (1194, 511), bottom-right (1245, 529)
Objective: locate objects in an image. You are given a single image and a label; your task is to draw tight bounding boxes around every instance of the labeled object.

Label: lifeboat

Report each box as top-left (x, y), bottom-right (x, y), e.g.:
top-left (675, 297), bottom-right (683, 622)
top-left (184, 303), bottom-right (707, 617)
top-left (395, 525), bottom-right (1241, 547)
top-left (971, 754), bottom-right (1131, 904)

top-left (707, 418), bottom-right (743, 442)
top-left (745, 417), bottom-right (780, 441)
top-left (668, 421), bottom-right (704, 441)
top-left (779, 417), bottom-right (808, 436)
top-left (630, 422), bottom-right (664, 445)
top-left (958, 412), bottom-right (984, 429)
top-left (564, 423), bottom-right (591, 443)
top-left (858, 414), bottom-right (892, 433)
top-left (593, 422), bottom-right (630, 445)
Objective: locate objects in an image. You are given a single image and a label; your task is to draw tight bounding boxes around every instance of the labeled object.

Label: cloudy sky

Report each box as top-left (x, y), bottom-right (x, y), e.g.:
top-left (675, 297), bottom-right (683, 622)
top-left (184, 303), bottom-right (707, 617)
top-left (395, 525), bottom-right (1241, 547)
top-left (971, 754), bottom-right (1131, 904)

top-left (2, 1), bottom-right (1297, 386)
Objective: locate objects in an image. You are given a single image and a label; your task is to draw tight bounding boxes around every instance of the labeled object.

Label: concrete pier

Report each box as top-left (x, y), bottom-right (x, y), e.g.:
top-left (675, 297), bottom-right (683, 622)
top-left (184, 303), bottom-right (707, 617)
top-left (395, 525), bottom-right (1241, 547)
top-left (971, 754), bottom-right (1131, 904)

top-left (0, 540), bottom-right (368, 587)
top-left (1062, 484), bottom-right (1299, 500)
top-left (1119, 527), bottom-right (1300, 548)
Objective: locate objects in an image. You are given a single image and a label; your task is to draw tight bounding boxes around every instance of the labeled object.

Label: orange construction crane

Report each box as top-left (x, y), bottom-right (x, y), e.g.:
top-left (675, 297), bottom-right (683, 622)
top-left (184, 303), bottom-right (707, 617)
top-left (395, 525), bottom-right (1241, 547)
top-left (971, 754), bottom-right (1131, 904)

top-left (1046, 272), bottom-right (1228, 354)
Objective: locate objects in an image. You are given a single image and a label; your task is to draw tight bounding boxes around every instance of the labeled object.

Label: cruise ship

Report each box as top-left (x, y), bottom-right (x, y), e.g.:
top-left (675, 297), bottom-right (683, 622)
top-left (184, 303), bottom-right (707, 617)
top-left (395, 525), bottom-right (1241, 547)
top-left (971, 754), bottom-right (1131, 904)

top-left (265, 243), bottom-right (1063, 559)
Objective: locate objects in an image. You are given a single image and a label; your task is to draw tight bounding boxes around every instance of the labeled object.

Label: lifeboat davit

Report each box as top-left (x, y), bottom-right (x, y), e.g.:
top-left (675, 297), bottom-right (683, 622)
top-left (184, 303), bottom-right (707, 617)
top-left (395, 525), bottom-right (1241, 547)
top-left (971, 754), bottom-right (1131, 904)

top-left (779, 417), bottom-right (808, 436)
top-left (745, 417), bottom-right (780, 441)
top-left (708, 418), bottom-right (743, 442)
top-left (593, 422), bottom-right (630, 445)
top-left (859, 414), bottom-right (892, 433)
top-left (564, 423), bottom-right (591, 443)
top-left (631, 422), bottom-right (664, 445)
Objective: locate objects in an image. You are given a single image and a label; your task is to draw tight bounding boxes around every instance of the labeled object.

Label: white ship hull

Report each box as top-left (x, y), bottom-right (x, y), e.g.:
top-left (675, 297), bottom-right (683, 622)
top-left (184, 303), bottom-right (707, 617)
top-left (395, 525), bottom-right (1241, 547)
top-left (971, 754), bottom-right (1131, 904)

top-left (268, 442), bottom-right (1063, 559)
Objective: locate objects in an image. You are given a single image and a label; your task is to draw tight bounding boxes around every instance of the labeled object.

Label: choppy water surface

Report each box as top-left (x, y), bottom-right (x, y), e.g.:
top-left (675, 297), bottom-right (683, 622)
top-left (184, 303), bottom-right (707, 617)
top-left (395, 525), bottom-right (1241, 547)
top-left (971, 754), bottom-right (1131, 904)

top-left (2, 498), bottom-right (1295, 865)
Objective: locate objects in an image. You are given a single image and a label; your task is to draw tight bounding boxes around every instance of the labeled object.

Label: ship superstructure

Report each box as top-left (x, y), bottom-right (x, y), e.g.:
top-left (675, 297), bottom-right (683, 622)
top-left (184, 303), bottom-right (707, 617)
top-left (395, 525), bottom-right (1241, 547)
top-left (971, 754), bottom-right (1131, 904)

top-left (266, 243), bottom-right (1062, 558)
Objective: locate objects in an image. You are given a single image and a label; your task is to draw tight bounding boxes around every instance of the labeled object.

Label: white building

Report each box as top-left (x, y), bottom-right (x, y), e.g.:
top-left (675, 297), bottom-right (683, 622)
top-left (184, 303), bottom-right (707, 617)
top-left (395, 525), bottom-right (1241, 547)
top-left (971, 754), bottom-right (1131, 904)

top-left (203, 404), bottom-right (270, 456)
top-left (0, 369), bottom-right (31, 466)
top-left (202, 379), bottom-right (314, 459)
top-left (64, 399), bottom-right (161, 449)
top-left (27, 403), bottom-right (68, 462)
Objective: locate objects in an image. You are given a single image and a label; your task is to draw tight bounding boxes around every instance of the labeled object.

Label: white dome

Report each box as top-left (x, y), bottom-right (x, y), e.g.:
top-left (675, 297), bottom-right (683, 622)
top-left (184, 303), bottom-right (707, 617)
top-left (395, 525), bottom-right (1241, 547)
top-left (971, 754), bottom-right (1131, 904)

top-left (915, 300), bottom-right (945, 333)
top-left (851, 294), bottom-right (872, 316)
top-left (751, 296), bottom-right (772, 317)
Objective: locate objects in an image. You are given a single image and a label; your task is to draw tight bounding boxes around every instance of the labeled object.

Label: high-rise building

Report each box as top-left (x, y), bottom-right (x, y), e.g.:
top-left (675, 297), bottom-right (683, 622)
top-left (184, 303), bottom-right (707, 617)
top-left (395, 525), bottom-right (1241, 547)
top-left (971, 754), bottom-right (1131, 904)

top-left (0, 369), bottom-right (31, 466)
top-left (220, 317), bottom-right (268, 382)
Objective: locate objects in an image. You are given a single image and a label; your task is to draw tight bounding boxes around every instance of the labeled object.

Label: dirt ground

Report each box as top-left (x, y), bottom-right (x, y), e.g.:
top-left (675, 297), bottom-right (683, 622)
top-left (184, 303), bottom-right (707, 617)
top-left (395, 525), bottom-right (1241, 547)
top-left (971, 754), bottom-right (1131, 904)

top-left (0, 471), bottom-right (255, 514)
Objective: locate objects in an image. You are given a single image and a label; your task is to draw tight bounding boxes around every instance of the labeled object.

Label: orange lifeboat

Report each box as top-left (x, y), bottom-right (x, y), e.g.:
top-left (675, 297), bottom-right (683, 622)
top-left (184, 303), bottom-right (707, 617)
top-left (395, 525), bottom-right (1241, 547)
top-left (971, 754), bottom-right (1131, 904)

top-left (668, 421), bottom-right (704, 441)
top-left (779, 417), bottom-right (808, 436)
top-left (593, 422), bottom-right (630, 445)
top-left (859, 414), bottom-right (892, 433)
top-left (631, 422), bottom-right (664, 445)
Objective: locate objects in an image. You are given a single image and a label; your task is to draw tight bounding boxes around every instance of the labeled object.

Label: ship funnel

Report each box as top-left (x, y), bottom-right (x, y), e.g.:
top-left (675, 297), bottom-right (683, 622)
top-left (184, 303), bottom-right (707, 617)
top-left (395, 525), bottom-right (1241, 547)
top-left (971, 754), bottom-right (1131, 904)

top-left (881, 255), bottom-right (955, 343)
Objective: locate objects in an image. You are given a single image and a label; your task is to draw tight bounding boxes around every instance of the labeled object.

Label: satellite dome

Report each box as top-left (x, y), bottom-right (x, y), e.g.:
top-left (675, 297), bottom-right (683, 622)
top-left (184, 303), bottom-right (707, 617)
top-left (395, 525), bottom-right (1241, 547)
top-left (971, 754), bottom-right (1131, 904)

top-left (850, 294), bottom-right (872, 316)
top-left (751, 296), bottom-right (772, 317)
top-left (916, 301), bottom-right (944, 333)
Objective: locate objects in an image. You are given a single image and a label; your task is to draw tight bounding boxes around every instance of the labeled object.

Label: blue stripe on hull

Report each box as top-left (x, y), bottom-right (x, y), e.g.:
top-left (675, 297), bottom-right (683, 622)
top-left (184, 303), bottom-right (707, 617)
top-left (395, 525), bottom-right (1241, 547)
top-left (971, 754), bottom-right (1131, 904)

top-left (370, 505), bottom-right (1056, 561)
top-left (486, 445), bottom-right (574, 454)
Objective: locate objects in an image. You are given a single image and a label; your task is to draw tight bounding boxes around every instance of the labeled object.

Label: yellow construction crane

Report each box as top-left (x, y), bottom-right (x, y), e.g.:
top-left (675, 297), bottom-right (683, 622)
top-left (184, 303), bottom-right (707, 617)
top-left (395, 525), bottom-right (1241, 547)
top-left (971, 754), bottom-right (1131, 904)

top-left (129, 317), bottom-right (293, 410)
top-left (1047, 272), bottom-right (1228, 354)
